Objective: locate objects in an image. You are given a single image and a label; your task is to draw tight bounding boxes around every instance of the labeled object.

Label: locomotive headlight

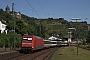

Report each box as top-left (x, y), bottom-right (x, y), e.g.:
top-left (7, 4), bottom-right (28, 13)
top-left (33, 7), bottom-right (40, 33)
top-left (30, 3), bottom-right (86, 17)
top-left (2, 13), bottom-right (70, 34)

top-left (32, 46), bottom-right (34, 48)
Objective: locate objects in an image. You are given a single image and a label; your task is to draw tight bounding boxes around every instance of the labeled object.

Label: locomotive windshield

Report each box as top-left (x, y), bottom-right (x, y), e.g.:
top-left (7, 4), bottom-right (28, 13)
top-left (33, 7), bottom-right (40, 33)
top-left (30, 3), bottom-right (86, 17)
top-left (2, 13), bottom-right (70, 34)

top-left (23, 38), bottom-right (32, 40)
top-left (28, 38), bottom-right (32, 40)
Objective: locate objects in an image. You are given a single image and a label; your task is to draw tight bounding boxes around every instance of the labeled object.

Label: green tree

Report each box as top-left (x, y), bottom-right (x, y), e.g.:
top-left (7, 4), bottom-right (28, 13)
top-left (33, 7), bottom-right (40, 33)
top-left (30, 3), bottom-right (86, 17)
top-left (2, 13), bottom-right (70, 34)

top-left (0, 33), bottom-right (10, 49)
top-left (86, 31), bottom-right (90, 43)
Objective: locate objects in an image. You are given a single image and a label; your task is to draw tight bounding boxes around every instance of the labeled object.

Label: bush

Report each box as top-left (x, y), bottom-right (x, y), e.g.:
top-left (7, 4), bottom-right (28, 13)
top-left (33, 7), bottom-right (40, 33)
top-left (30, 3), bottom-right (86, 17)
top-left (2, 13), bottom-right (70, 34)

top-left (0, 33), bottom-right (22, 48)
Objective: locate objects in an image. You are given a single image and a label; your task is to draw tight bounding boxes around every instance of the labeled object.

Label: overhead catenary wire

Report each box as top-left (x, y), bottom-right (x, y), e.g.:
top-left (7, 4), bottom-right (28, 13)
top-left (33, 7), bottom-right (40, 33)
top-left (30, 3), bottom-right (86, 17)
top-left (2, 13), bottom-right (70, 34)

top-left (26, 0), bottom-right (42, 36)
top-left (36, 0), bottom-right (47, 18)
top-left (26, 0), bottom-right (41, 19)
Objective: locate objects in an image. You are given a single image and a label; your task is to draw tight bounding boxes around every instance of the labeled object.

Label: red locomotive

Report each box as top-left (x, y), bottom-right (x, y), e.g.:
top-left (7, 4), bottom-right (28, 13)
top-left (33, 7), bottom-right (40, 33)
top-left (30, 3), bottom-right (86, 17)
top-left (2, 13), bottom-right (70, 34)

top-left (20, 34), bottom-right (44, 53)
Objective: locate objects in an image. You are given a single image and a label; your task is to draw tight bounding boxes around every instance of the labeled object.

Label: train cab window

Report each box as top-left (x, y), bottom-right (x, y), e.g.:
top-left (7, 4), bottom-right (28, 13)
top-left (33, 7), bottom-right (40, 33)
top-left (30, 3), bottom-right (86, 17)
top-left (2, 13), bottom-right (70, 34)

top-left (28, 38), bottom-right (32, 40)
top-left (23, 38), bottom-right (32, 40)
top-left (22, 37), bottom-right (32, 43)
top-left (23, 38), bottom-right (28, 40)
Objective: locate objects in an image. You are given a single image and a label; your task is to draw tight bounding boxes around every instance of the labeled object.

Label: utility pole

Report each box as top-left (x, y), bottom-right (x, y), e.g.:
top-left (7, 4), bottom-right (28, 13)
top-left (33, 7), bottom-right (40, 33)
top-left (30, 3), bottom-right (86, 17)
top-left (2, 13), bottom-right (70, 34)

top-left (71, 18), bottom-right (81, 55)
top-left (39, 20), bottom-right (41, 36)
top-left (12, 3), bottom-right (15, 49)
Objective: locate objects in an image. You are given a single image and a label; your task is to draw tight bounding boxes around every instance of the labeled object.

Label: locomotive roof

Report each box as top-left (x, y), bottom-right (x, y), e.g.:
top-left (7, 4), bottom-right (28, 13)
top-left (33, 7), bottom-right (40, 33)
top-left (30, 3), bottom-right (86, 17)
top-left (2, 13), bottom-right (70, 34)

top-left (23, 34), bottom-right (34, 36)
top-left (23, 34), bottom-right (43, 39)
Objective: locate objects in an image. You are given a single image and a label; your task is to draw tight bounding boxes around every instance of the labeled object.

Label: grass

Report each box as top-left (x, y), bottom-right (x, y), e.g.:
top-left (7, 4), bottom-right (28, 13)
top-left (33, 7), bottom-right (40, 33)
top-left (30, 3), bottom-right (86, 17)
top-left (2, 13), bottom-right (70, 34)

top-left (51, 46), bottom-right (90, 60)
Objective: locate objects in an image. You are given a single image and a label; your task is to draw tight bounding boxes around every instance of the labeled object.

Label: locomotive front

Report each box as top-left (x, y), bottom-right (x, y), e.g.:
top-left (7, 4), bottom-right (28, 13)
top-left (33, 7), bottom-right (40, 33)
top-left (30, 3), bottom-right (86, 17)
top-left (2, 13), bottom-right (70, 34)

top-left (20, 35), bottom-right (33, 53)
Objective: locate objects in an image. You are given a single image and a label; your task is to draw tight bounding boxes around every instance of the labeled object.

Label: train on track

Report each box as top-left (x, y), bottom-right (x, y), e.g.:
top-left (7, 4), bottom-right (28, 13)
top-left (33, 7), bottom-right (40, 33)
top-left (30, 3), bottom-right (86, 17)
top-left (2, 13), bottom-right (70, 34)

top-left (20, 34), bottom-right (61, 53)
top-left (20, 34), bottom-right (77, 53)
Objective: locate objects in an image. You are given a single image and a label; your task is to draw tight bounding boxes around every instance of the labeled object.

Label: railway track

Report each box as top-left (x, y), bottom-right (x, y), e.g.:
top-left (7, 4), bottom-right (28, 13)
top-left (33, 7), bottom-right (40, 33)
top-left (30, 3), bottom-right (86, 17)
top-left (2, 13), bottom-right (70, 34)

top-left (0, 47), bottom-right (58, 60)
top-left (0, 51), bottom-right (23, 60)
top-left (28, 47), bottom-right (58, 60)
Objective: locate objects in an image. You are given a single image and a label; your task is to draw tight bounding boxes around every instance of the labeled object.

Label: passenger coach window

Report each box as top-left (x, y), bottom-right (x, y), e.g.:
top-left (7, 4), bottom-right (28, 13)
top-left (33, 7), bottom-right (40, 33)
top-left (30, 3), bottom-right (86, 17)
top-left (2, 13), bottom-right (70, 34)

top-left (44, 41), bottom-right (50, 44)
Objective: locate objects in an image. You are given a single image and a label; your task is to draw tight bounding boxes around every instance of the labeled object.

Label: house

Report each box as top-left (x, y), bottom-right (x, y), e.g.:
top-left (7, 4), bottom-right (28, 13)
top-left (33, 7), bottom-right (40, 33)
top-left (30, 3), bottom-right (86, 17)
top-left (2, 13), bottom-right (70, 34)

top-left (15, 11), bottom-right (21, 19)
top-left (48, 36), bottom-right (58, 40)
top-left (0, 19), bottom-right (7, 34)
top-left (5, 5), bottom-right (21, 19)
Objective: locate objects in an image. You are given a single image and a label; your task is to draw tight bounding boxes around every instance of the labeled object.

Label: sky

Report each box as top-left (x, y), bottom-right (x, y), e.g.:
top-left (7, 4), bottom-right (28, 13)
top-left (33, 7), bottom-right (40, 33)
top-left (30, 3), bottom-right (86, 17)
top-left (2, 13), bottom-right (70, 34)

top-left (0, 0), bottom-right (90, 23)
